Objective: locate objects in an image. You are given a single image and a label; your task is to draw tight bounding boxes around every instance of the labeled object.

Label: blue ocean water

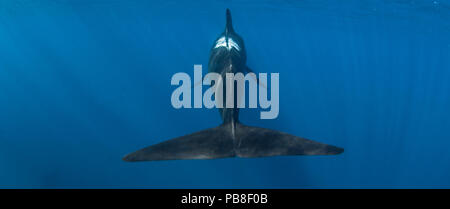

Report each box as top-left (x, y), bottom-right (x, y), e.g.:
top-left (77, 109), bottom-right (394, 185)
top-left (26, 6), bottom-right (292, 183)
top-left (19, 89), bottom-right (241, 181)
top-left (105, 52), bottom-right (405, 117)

top-left (0, 0), bottom-right (450, 188)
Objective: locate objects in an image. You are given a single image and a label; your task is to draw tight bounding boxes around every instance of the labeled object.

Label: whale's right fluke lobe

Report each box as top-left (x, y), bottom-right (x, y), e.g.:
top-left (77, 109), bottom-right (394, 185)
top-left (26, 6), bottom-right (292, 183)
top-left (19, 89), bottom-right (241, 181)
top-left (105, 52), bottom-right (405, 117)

top-left (235, 124), bottom-right (344, 158)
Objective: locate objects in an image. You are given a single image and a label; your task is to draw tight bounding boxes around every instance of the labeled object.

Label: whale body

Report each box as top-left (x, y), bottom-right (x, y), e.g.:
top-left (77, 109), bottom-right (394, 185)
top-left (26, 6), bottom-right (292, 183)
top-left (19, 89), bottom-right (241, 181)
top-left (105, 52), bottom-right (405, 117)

top-left (123, 9), bottom-right (343, 162)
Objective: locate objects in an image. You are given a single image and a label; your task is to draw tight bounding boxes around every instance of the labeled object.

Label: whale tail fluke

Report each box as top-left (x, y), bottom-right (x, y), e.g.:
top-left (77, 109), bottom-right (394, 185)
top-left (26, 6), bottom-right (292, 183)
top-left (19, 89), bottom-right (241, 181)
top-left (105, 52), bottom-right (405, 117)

top-left (234, 123), bottom-right (344, 158)
top-left (122, 123), bottom-right (343, 162)
top-left (122, 125), bottom-right (236, 162)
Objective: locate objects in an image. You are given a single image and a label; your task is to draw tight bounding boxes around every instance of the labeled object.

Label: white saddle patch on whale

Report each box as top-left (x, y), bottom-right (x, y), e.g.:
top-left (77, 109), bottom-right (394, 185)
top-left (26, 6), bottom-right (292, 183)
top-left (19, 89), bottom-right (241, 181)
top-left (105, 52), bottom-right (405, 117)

top-left (214, 37), bottom-right (240, 51)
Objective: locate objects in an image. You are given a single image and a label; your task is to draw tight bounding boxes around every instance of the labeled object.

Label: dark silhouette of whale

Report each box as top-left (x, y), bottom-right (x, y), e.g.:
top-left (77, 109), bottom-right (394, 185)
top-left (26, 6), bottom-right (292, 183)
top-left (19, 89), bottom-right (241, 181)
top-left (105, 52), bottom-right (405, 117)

top-left (123, 9), bottom-right (343, 162)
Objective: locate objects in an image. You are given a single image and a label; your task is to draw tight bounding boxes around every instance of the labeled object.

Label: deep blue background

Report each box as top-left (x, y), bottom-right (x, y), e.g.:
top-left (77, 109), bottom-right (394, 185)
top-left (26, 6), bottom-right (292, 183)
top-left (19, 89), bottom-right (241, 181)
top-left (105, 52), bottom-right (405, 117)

top-left (1, 0), bottom-right (450, 188)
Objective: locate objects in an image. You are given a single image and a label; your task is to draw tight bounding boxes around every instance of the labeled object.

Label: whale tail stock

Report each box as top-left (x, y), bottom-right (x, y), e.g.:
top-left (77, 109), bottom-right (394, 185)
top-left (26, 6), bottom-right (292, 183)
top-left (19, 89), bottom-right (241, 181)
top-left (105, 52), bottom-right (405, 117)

top-left (122, 122), bottom-right (343, 162)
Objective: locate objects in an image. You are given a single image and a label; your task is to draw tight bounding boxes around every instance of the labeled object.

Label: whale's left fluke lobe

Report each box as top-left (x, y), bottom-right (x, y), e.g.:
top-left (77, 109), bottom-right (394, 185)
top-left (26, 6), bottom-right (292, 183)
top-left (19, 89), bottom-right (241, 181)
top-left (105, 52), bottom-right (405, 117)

top-left (122, 125), bottom-right (236, 161)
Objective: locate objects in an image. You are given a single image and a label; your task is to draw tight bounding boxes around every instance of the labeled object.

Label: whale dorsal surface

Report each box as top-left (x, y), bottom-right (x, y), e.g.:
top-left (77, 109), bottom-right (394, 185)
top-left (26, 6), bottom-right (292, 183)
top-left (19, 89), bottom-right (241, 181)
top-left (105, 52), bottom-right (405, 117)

top-left (123, 9), bottom-right (343, 162)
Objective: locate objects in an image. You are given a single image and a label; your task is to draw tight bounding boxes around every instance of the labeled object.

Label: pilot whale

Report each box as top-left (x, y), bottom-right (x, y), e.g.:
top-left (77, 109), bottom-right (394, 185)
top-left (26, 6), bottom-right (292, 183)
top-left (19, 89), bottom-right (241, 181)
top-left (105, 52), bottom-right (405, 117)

top-left (123, 9), bottom-right (343, 162)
